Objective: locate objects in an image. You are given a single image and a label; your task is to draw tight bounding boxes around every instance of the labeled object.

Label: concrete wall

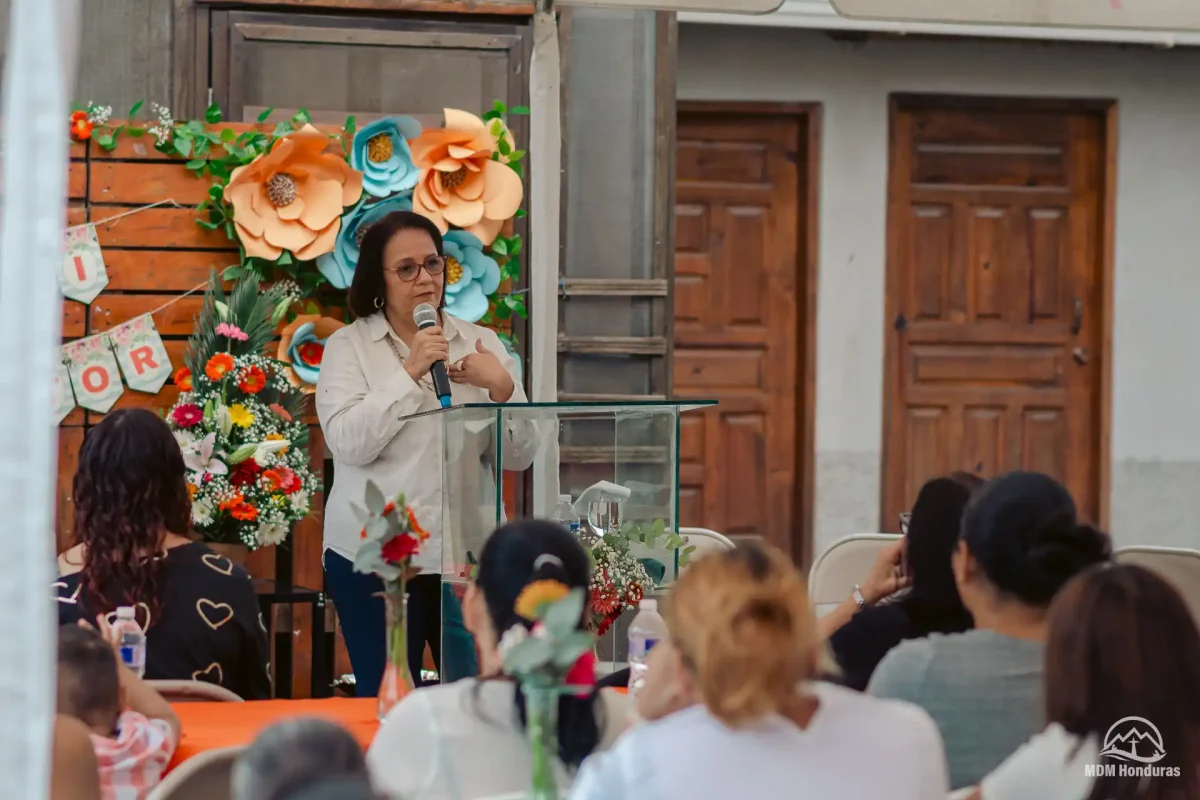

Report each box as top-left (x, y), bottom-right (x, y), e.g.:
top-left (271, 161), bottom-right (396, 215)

top-left (678, 25), bottom-right (1200, 556)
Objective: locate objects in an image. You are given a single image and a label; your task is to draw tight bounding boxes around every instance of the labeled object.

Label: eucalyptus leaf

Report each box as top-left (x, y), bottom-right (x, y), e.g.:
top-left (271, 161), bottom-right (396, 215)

top-left (503, 637), bottom-right (554, 675)
top-left (542, 588), bottom-right (585, 639)
top-left (551, 632), bottom-right (595, 669)
top-left (364, 481), bottom-right (387, 515)
top-left (364, 516), bottom-right (390, 543)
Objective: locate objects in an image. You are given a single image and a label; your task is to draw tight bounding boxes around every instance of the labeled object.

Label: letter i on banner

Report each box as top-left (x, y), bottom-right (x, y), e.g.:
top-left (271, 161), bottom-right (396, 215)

top-left (112, 314), bottom-right (172, 393)
top-left (64, 335), bottom-right (124, 413)
top-left (60, 223), bottom-right (110, 304)
top-left (51, 352), bottom-right (77, 425)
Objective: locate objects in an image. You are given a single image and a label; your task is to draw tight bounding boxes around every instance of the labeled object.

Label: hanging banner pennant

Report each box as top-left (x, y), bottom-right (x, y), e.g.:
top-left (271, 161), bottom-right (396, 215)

top-left (64, 335), bottom-right (123, 413)
top-left (60, 223), bottom-right (109, 305)
top-left (51, 354), bottom-right (77, 425)
top-left (112, 314), bottom-right (172, 393)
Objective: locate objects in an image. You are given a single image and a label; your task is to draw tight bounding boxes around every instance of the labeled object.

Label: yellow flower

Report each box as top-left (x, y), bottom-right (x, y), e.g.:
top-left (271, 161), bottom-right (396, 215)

top-left (265, 432), bottom-right (288, 454)
top-left (514, 580), bottom-right (571, 621)
top-left (229, 404), bottom-right (255, 428)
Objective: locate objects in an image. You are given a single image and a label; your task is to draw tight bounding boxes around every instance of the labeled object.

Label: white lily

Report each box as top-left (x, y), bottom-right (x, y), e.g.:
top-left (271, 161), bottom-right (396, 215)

top-left (214, 404), bottom-right (233, 437)
top-left (182, 432), bottom-right (227, 479)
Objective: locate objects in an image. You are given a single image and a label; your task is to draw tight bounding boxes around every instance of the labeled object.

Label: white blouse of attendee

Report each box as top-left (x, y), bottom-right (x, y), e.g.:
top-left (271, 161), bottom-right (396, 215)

top-left (956, 724), bottom-right (1098, 800)
top-left (317, 223), bottom-right (537, 574)
top-left (569, 636), bottom-right (949, 800)
top-left (367, 567), bottom-right (633, 800)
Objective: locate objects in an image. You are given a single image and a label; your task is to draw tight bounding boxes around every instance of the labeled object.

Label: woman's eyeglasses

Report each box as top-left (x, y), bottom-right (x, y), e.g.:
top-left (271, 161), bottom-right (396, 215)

top-left (384, 255), bottom-right (446, 282)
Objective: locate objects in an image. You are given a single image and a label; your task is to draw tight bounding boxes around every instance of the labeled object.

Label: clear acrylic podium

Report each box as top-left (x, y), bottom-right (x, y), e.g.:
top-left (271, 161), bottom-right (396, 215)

top-left (396, 400), bottom-right (714, 682)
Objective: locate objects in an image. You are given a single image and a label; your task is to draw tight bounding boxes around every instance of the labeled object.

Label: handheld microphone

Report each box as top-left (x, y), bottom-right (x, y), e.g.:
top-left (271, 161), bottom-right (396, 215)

top-left (413, 303), bottom-right (452, 408)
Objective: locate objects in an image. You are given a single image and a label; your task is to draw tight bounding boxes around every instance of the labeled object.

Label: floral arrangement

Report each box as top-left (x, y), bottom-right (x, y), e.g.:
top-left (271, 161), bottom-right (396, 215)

top-left (69, 99), bottom-right (530, 351)
top-left (165, 272), bottom-right (319, 549)
top-left (587, 520), bottom-right (694, 636)
top-left (352, 481), bottom-right (430, 719)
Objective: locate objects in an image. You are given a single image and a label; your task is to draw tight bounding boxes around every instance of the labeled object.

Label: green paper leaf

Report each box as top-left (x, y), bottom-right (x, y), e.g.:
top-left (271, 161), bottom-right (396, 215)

top-left (222, 264), bottom-right (243, 280)
top-left (185, 158), bottom-right (206, 171)
top-left (481, 110), bottom-right (502, 122)
top-left (95, 134), bottom-right (117, 151)
top-left (185, 119), bottom-right (205, 135)
top-left (493, 99), bottom-right (508, 114)
top-left (127, 127), bottom-right (146, 138)
top-left (272, 121), bottom-right (292, 139)
top-left (511, 105), bottom-right (531, 115)
top-left (128, 100), bottom-right (144, 117)
top-left (503, 295), bottom-right (523, 310)
top-left (542, 589), bottom-right (586, 638)
top-left (508, 149), bottom-right (526, 163)
top-left (515, 209), bottom-right (527, 218)
top-left (220, 128), bottom-right (236, 142)
top-left (364, 480), bottom-right (387, 515)
top-left (497, 137), bottom-right (512, 156)
top-left (205, 103), bottom-right (223, 124)
top-left (509, 237), bottom-right (523, 255)
top-left (305, 301), bottom-right (320, 315)
top-left (276, 251), bottom-right (293, 266)
top-left (197, 219), bottom-right (221, 231)
top-left (256, 107), bottom-right (275, 123)
top-left (174, 138), bottom-right (192, 158)
top-left (509, 161), bottom-right (523, 178)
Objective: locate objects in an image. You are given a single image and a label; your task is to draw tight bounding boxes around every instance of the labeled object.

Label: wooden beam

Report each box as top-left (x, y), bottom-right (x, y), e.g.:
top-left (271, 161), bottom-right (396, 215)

top-left (193, 0), bottom-right (534, 14)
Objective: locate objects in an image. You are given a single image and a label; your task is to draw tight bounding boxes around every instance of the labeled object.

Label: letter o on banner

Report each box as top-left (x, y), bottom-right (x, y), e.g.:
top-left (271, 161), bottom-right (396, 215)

top-left (80, 364), bottom-right (109, 393)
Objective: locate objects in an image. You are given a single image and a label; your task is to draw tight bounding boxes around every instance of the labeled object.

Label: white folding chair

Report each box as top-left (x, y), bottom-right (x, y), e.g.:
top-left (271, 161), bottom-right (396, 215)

top-left (808, 534), bottom-right (902, 617)
top-left (1114, 545), bottom-right (1200, 625)
top-left (679, 527), bottom-right (736, 559)
top-left (147, 746), bottom-right (243, 800)
top-left (146, 680), bottom-right (244, 703)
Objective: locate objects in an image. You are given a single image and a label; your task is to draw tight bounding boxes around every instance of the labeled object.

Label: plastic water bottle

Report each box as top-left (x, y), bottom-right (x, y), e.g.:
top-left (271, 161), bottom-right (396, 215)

top-left (112, 606), bottom-right (146, 678)
top-left (627, 598), bottom-right (668, 697)
top-left (552, 494), bottom-right (580, 533)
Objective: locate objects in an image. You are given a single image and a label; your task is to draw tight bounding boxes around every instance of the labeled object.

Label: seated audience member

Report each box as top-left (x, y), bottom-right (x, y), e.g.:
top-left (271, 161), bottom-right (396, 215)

top-left (57, 623), bottom-right (181, 800)
top-left (55, 408), bottom-right (270, 700)
top-left (570, 545), bottom-right (950, 800)
top-left (232, 718), bottom-right (372, 800)
top-left (972, 563), bottom-right (1200, 800)
top-left (283, 778), bottom-right (381, 800)
top-left (823, 474), bottom-right (980, 690)
top-left (51, 714), bottom-right (101, 800)
top-left (368, 520), bottom-right (630, 799)
top-left (868, 471), bottom-right (1111, 789)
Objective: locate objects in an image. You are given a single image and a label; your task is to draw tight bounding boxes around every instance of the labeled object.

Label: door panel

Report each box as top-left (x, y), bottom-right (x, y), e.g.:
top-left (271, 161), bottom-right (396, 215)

top-left (673, 113), bottom-right (803, 554)
top-left (884, 97), bottom-right (1106, 525)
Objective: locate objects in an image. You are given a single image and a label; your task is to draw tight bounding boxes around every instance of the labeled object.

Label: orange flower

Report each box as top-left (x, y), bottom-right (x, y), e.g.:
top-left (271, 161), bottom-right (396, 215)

top-left (187, 483), bottom-right (198, 499)
top-left (218, 493), bottom-right (245, 512)
top-left (205, 353), bottom-right (235, 381)
top-left (230, 503), bottom-right (258, 522)
top-left (408, 109), bottom-right (523, 246)
top-left (237, 365), bottom-right (267, 394)
top-left (224, 125), bottom-right (363, 261)
top-left (174, 367), bottom-right (193, 391)
top-left (515, 580), bottom-right (571, 621)
top-left (70, 111), bottom-right (93, 141)
top-left (265, 432), bottom-right (288, 454)
top-left (408, 508), bottom-right (430, 541)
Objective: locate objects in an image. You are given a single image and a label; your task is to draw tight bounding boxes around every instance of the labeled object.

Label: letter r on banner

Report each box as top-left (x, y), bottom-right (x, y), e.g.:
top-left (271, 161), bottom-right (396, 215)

top-left (112, 314), bottom-right (172, 393)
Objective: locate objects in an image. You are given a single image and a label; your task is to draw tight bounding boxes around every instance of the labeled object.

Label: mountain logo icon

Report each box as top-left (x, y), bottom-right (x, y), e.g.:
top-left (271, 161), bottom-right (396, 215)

top-left (1099, 717), bottom-right (1167, 764)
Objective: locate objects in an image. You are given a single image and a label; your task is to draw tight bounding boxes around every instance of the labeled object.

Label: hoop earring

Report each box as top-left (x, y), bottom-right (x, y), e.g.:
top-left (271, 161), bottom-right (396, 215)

top-left (374, 296), bottom-right (385, 310)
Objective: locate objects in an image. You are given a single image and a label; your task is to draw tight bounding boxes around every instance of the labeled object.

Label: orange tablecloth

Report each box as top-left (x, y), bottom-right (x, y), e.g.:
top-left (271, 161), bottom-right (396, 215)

top-left (167, 698), bottom-right (378, 772)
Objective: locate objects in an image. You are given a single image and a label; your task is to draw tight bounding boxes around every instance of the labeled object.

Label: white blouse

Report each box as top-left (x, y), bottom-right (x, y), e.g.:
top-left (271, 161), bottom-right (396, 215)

top-left (316, 312), bottom-right (535, 573)
top-left (367, 679), bottom-right (633, 800)
top-left (979, 724), bottom-right (1099, 800)
top-left (569, 682), bottom-right (949, 800)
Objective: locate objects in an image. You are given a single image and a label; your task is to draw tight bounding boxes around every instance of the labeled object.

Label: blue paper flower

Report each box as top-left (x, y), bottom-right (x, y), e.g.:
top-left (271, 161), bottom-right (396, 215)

top-left (442, 230), bottom-right (501, 323)
top-left (352, 116), bottom-right (422, 199)
top-left (316, 193), bottom-right (413, 289)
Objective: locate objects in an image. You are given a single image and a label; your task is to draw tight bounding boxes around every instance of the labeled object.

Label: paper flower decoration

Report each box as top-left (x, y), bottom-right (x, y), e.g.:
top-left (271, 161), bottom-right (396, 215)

top-left (442, 229), bottom-right (501, 323)
top-left (352, 117), bottom-right (422, 199)
top-left (316, 193), bottom-right (413, 289)
top-left (409, 108), bottom-right (523, 246)
top-left (277, 314), bottom-right (346, 393)
top-left (224, 125), bottom-right (364, 261)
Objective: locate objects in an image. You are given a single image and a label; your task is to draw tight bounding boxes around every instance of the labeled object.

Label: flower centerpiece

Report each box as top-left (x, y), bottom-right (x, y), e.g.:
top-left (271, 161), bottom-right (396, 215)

top-left (165, 272), bottom-right (318, 555)
top-left (352, 480), bottom-right (430, 720)
top-left (587, 520), bottom-right (694, 637)
top-left (499, 583), bottom-right (595, 800)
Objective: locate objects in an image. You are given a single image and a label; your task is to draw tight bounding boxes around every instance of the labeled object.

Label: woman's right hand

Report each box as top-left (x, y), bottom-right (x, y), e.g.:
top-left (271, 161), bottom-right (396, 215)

top-left (860, 538), bottom-right (910, 605)
top-left (404, 326), bottom-right (449, 382)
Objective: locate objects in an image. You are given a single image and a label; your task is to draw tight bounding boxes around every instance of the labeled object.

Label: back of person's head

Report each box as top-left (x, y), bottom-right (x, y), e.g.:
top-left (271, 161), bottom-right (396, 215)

top-left (231, 718), bottom-right (369, 800)
top-left (475, 519), bottom-right (599, 768)
top-left (277, 777), bottom-right (380, 800)
top-left (959, 471), bottom-right (1110, 607)
top-left (947, 470), bottom-right (985, 493)
top-left (666, 544), bottom-right (814, 726)
top-left (1046, 564), bottom-right (1200, 800)
top-left (74, 408), bottom-right (192, 614)
top-left (56, 624), bottom-right (119, 734)
top-left (901, 476), bottom-right (976, 629)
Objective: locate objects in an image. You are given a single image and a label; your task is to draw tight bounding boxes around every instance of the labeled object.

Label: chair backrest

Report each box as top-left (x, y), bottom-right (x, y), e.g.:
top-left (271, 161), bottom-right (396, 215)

top-left (679, 527), bottom-right (736, 560)
top-left (146, 680), bottom-right (244, 703)
top-left (1113, 546), bottom-right (1200, 624)
top-left (146, 746), bottom-right (243, 800)
top-left (808, 534), bottom-right (903, 617)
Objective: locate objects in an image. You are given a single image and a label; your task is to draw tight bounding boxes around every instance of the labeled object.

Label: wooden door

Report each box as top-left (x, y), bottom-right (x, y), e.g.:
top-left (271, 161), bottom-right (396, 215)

top-left (883, 96), bottom-right (1108, 526)
top-left (674, 110), bottom-right (807, 556)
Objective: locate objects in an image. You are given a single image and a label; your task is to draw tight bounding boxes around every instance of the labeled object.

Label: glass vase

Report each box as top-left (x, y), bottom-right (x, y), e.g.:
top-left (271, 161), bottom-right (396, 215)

top-left (377, 578), bottom-right (414, 722)
top-left (523, 684), bottom-right (561, 800)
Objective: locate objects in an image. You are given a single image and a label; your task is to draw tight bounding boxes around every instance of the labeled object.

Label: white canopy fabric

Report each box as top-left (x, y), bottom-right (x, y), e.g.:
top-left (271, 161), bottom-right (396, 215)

top-left (0, 0), bottom-right (79, 796)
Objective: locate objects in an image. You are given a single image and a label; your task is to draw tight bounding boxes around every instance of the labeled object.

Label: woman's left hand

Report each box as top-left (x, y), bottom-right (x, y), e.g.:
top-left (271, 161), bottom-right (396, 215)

top-left (449, 338), bottom-right (515, 402)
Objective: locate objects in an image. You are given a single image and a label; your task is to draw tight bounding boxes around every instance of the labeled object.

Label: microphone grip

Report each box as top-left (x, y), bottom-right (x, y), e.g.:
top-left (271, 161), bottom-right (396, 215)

top-left (429, 360), bottom-right (452, 408)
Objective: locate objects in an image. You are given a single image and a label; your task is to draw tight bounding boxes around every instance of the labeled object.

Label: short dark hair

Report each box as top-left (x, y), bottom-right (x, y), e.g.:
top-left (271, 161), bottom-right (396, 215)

top-left (347, 210), bottom-right (445, 319)
top-left (56, 624), bottom-right (119, 730)
top-left (960, 471), bottom-right (1111, 606)
top-left (232, 717), bottom-right (370, 800)
top-left (1046, 564), bottom-right (1200, 800)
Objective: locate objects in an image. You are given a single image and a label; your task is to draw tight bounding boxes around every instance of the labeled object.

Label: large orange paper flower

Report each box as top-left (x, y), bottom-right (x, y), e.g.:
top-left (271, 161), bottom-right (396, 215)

top-left (409, 109), bottom-right (523, 246)
top-left (224, 125), bottom-right (364, 261)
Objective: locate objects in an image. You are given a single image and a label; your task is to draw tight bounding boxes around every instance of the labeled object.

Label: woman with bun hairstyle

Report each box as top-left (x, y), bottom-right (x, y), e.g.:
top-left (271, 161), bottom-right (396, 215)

top-left (570, 545), bottom-right (950, 800)
top-left (869, 471), bottom-right (1112, 790)
top-left (367, 520), bottom-right (630, 799)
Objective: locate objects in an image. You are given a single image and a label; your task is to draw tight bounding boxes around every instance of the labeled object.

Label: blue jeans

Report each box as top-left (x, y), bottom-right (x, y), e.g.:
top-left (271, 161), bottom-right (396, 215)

top-left (323, 550), bottom-right (478, 695)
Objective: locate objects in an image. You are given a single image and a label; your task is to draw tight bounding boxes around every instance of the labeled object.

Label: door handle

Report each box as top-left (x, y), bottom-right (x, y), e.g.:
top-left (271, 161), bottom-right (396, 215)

top-left (1073, 347), bottom-right (1090, 366)
top-left (1071, 298), bottom-right (1083, 335)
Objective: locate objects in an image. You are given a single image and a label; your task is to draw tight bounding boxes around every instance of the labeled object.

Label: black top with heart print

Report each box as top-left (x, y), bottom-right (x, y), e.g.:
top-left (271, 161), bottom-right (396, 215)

top-left (54, 542), bottom-right (272, 701)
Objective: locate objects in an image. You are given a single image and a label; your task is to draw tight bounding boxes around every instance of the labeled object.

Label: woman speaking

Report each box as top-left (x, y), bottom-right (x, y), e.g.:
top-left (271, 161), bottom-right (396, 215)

top-left (317, 210), bottom-right (530, 694)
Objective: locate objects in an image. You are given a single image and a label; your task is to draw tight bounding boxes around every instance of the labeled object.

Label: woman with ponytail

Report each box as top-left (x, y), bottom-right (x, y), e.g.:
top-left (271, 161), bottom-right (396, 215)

top-left (869, 471), bottom-right (1112, 790)
top-left (367, 520), bottom-right (631, 799)
top-left (570, 544), bottom-right (949, 800)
